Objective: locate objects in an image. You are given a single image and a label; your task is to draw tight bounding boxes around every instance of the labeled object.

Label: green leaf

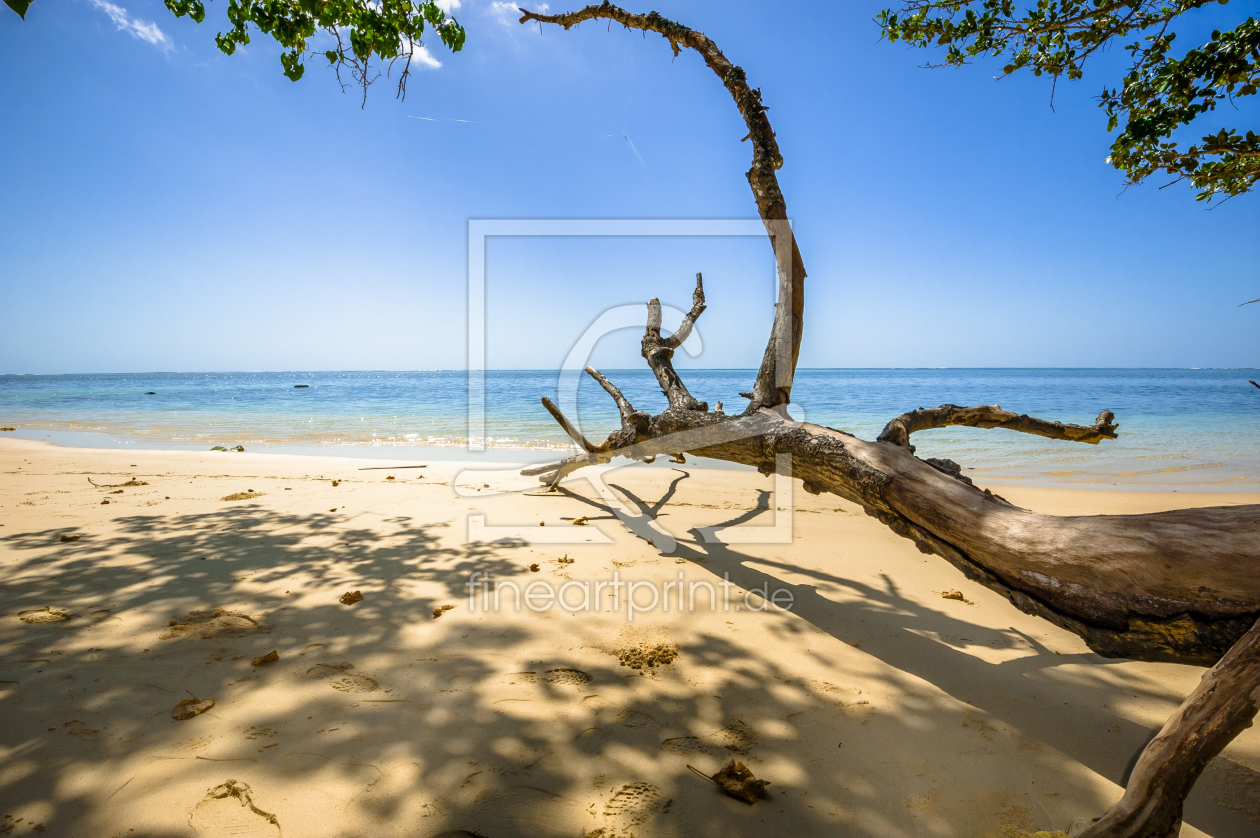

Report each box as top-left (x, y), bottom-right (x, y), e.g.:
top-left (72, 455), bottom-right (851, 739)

top-left (4, 0), bottom-right (31, 19)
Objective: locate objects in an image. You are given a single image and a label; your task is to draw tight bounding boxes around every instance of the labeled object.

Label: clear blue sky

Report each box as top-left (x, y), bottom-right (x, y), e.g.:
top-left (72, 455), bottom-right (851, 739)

top-left (1, 0), bottom-right (1256, 373)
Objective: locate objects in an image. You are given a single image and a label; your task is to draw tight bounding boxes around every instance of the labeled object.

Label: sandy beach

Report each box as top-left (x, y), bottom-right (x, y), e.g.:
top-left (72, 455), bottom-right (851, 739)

top-left (2, 435), bottom-right (1259, 838)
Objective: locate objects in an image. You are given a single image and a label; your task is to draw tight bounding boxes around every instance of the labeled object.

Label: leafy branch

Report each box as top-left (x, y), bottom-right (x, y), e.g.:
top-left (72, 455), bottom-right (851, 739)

top-left (878, 1), bottom-right (1257, 201)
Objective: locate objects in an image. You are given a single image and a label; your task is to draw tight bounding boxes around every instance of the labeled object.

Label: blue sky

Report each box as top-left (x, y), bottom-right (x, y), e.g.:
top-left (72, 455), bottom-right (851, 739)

top-left (1, 0), bottom-right (1256, 373)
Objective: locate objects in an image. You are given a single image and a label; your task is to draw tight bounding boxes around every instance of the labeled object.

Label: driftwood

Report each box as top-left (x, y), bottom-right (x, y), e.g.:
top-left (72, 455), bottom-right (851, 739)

top-left (516, 3), bottom-right (1260, 835)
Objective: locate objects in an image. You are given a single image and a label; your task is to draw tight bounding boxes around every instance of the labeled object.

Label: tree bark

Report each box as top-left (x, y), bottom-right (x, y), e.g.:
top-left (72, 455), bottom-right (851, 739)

top-left (1078, 616), bottom-right (1260, 838)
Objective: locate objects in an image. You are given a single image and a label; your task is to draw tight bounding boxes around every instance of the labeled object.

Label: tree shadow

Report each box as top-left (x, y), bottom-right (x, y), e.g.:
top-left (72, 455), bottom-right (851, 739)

top-left (1, 480), bottom-right (1256, 837)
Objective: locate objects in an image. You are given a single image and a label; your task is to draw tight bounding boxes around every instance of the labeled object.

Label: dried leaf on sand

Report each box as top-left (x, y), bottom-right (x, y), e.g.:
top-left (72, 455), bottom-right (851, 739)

top-left (433, 605), bottom-right (455, 619)
top-left (251, 650), bottom-right (279, 666)
top-left (572, 516), bottom-right (588, 526)
top-left (710, 760), bottom-right (770, 804)
top-left (340, 590), bottom-right (364, 605)
top-left (173, 697), bottom-right (216, 720)
top-left (59, 534), bottom-right (81, 543)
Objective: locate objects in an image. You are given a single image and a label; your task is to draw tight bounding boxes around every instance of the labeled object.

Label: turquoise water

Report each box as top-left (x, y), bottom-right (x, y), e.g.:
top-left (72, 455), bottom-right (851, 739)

top-left (1, 369), bottom-right (1258, 488)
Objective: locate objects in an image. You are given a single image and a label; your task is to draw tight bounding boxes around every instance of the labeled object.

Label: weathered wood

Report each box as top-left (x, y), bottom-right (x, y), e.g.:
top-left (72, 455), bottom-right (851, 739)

top-left (1079, 616), bottom-right (1260, 838)
top-left (878, 404), bottom-right (1118, 449)
top-left (642, 273), bottom-right (708, 412)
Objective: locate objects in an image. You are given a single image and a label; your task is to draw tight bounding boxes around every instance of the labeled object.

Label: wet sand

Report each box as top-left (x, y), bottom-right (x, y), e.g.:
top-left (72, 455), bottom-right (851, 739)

top-left (2, 436), bottom-right (1259, 837)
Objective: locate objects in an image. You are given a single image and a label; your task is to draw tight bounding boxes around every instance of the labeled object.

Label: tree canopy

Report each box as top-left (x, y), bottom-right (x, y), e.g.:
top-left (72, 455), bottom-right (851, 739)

top-left (3, 0), bottom-right (466, 100)
top-left (878, 1), bottom-right (1259, 202)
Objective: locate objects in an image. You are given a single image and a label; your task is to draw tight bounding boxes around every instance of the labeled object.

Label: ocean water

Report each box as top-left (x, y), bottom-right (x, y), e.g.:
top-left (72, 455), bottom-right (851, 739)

top-left (1, 369), bottom-right (1258, 489)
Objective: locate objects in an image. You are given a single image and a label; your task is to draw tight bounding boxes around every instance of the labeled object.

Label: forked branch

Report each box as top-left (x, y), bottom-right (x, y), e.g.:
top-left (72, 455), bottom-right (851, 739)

top-left (519, 2), bottom-right (805, 411)
top-left (663, 271), bottom-right (706, 349)
top-left (643, 273), bottom-right (708, 412)
top-left (877, 404), bottom-right (1118, 449)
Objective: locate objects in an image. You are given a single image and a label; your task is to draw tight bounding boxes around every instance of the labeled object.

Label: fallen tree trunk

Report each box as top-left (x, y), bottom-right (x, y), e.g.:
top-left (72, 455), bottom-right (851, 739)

top-left (516, 3), bottom-right (1260, 834)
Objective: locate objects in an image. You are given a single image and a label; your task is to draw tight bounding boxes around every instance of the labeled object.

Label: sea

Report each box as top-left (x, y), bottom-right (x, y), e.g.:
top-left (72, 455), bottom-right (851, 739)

top-left (1, 369), bottom-right (1258, 490)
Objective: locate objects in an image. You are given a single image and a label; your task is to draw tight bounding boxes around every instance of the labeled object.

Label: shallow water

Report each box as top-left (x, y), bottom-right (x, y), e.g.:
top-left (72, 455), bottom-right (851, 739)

top-left (1, 369), bottom-right (1257, 488)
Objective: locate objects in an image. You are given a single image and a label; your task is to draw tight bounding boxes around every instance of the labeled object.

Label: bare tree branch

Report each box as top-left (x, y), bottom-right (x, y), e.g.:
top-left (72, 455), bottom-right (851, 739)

top-left (519, 2), bottom-right (806, 412)
top-left (1079, 615), bottom-right (1260, 838)
top-left (585, 366), bottom-right (637, 426)
top-left (541, 396), bottom-right (596, 453)
top-left (662, 272), bottom-right (706, 349)
top-left (877, 404), bottom-right (1118, 449)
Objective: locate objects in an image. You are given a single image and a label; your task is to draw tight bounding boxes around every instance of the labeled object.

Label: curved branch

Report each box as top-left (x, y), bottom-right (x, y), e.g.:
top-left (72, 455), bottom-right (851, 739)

top-left (1079, 615), bottom-right (1260, 838)
top-left (584, 366), bottom-right (643, 430)
top-left (877, 404), bottom-right (1118, 449)
top-left (519, 2), bottom-right (806, 411)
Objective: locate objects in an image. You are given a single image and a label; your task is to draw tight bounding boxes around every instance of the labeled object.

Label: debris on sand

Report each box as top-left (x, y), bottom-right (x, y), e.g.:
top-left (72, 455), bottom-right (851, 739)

top-left (100, 500), bottom-right (110, 505)
top-left (173, 694), bottom-right (216, 720)
top-left (20, 607), bottom-right (72, 624)
top-left (110, 489), bottom-right (123, 494)
top-left (211, 446), bottom-right (228, 451)
top-left (88, 477), bottom-right (148, 488)
top-left (433, 605), bottom-right (455, 619)
top-left (331, 480), bottom-right (340, 487)
top-left (385, 476), bottom-right (395, 481)
top-left (59, 534), bottom-right (81, 543)
top-left (221, 491), bottom-right (263, 501)
top-left (572, 516), bottom-right (589, 526)
top-left (557, 554), bottom-right (574, 564)
top-left (939, 589), bottom-right (973, 604)
top-left (615, 643), bottom-right (678, 670)
top-left (191, 779), bottom-right (280, 835)
top-left (529, 563), bottom-right (540, 572)
top-left (708, 760), bottom-right (770, 804)
top-left (340, 591), bottom-right (364, 605)
top-left (252, 650), bottom-right (279, 666)
top-left (230, 446), bottom-right (245, 452)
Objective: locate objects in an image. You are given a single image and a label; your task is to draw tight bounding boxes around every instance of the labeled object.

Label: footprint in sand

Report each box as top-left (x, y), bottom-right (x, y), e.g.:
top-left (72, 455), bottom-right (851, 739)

top-left (19, 607), bottom-right (72, 624)
top-left (189, 780), bottom-right (280, 838)
top-left (163, 609), bottom-right (269, 640)
top-left (306, 662), bottom-right (379, 693)
top-left (659, 736), bottom-right (722, 757)
top-left (511, 668), bottom-right (592, 686)
top-left (587, 782), bottom-right (663, 838)
top-left (661, 720), bottom-right (758, 757)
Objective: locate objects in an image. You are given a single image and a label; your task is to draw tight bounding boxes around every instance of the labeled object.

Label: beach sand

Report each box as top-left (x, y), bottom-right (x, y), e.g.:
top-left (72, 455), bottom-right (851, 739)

top-left (2, 435), bottom-right (1259, 837)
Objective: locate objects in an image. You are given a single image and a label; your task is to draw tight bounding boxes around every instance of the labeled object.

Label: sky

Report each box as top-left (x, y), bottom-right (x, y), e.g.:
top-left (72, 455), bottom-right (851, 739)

top-left (1, 0), bottom-right (1257, 374)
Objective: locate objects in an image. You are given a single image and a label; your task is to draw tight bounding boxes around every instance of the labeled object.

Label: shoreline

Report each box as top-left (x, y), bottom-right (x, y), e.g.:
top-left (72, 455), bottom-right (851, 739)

top-left (4, 426), bottom-right (1258, 493)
